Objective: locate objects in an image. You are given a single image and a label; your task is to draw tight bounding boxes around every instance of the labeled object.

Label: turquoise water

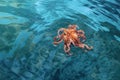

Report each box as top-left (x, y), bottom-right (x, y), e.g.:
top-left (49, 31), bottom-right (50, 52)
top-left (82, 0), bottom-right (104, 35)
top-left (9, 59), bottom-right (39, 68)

top-left (0, 0), bottom-right (120, 80)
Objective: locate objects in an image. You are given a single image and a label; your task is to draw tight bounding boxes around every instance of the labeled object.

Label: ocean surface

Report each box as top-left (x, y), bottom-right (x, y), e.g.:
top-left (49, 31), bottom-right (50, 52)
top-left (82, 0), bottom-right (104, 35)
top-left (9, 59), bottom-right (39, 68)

top-left (0, 0), bottom-right (120, 80)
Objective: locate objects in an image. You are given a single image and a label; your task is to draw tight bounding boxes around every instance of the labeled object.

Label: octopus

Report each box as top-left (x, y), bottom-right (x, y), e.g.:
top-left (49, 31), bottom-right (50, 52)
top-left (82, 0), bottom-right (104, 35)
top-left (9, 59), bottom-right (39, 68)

top-left (53, 25), bottom-right (93, 55)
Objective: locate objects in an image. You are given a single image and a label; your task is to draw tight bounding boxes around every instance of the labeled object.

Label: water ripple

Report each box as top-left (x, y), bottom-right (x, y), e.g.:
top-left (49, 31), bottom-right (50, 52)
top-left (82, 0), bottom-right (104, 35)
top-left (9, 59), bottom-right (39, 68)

top-left (33, 0), bottom-right (120, 32)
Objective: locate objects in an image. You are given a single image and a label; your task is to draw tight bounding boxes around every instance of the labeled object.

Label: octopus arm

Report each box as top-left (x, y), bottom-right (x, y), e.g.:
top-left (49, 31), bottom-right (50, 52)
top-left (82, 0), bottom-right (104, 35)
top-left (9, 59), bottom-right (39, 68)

top-left (77, 30), bottom-right (85, 34)
top-left (53, 37), bottom-right (63, 45)
top-left (57, 28), bottom-right (66, 37)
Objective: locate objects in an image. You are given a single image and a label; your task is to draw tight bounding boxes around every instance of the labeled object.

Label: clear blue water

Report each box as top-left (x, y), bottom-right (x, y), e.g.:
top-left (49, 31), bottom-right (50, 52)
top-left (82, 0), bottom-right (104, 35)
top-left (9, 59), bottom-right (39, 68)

top-left (0, 0), bottom-right (120, 80)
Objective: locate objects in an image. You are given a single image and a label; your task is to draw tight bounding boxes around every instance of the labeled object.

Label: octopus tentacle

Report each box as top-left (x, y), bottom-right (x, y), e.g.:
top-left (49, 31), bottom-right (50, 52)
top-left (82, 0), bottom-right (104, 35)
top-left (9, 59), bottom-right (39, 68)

top-left (53, 39), bottom-right (63, 45)
top-left (77, 43), bottom-right (93, 50)
top-left (78, 30), bottom-right (84, 33)
top-left (53, 36), bottom-right (63, 45)
top-left (77, 43), bottom-right (85, 49)
top-left (54, 36), bottom-right (60, 41)
top-left (77, 30), bottom-right (86, 42)
top-left (64, 43), bottom-right (71, 54)
top-left (57, 28), bottom-right (66, 38)
top-left (84, 44), bottom-right (93, 50)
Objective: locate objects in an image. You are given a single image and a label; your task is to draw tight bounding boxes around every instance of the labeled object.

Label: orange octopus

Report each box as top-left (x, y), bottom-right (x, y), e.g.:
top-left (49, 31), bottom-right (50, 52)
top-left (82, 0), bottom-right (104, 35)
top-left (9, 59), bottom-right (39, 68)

top-left (53, 25), bottom-right (93, 55)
